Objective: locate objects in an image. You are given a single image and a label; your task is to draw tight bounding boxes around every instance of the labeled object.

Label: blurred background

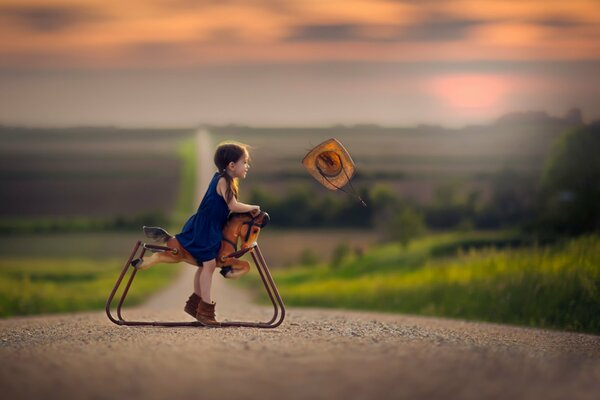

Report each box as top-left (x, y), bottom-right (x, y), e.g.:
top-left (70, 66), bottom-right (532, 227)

top-left (0, 0), bottom-right (598, 333)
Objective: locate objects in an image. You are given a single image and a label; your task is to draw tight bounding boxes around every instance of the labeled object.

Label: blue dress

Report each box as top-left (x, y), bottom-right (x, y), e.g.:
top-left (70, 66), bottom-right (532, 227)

top-left (176, 172), bottom-right (230, 263)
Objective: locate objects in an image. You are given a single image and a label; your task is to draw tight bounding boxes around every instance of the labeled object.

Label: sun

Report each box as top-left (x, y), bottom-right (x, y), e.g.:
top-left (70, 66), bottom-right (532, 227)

top-left (428, 74), bottom-right (510, 110)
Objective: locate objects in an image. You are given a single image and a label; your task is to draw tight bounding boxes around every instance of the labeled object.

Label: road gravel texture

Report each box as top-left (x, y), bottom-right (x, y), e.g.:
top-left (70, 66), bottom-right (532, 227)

top-left (1, 264), bottom-right (599, 400)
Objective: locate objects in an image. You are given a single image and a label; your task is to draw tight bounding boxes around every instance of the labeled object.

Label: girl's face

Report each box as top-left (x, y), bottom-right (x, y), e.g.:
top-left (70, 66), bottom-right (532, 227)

top-left (228, 152), bottom-right (250, 179)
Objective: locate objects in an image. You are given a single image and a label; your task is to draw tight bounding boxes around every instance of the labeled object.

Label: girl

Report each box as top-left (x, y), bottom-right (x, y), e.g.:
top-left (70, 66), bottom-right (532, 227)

top-left (132, 141), bottom-right (260, 326)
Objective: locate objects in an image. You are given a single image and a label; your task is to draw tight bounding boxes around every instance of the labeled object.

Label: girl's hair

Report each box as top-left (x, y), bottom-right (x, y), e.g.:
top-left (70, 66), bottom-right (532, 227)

top-left (214, 141), bottom-right (250, 203)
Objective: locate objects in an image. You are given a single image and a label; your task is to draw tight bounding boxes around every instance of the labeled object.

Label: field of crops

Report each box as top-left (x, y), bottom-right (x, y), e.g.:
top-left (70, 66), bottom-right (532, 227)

top-left (240, 232), bottom-right (600, 334)
top-left (0, 256), bottom-right (180, 317)
top-left (0, 127), bottom-right (192, 219)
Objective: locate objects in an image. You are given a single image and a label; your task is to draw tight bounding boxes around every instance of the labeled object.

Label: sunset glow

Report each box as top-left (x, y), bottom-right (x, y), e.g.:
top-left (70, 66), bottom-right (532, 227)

top-left (0, 0), bottom-right (598, 126)
top-left (0, 0), bottom-right (598, 68)
top-left (429, 75), bottom-right (510, 111)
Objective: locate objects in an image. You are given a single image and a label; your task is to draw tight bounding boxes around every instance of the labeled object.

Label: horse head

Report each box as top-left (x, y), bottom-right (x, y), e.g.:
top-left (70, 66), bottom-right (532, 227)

top-left (223, 211), bottom-right (270, 252)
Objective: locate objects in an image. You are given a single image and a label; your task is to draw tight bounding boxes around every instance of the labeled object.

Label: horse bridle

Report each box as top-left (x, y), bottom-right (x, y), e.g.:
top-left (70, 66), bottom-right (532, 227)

top-left (222, 213), bottom-right (268, 253)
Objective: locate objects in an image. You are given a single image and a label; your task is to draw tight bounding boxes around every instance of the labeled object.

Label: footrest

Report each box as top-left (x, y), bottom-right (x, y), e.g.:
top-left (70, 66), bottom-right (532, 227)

top-left (224, 245), bottom-right (256, 259)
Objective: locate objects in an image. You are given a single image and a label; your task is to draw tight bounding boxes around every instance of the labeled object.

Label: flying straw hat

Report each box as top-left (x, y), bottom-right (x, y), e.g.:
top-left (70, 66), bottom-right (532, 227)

top-left (302, 138), bottom-right (356, 191)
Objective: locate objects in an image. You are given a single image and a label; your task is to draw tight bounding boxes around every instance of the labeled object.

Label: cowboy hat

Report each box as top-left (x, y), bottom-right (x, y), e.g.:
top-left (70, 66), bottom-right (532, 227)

top-left (302, 138), bottom-right (356, 191)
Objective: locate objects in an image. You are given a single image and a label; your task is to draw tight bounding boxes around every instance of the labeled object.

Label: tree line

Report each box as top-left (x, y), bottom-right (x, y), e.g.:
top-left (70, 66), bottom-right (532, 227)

top-left (246, 123), bottom-right (600, 242)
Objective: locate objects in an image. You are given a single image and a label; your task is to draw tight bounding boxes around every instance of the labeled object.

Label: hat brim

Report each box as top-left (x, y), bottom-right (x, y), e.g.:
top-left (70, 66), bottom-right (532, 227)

top-left (302, 138), bottom-right (356, 190)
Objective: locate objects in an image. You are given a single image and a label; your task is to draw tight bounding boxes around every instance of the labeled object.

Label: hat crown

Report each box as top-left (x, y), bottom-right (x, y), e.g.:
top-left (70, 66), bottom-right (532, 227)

top-left (316, 151), bottom-right (343, 177)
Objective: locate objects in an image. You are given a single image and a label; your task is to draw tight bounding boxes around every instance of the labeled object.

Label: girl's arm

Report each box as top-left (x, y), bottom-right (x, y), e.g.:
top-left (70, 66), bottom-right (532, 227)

top-left (228, 198), bottom-right (260, 214)
top-left (217, 178), bottom-right (260, 214)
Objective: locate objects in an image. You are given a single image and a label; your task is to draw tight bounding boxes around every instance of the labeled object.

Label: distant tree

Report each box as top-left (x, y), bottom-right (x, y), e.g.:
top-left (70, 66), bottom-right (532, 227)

top-left (278, 186), bottom-right (316, 227)
top-left (426, 181), bottom-right (469, 229)
top-left (371, 184), bottom-right (398, 208)
top-left (475, 169), bottom-right (535, 229)
top-left (299, 248), bottom-right (319, 266)
top-left (331, 242), bottom-right (351, 268)
top-left (339, 187), bottom-right (372, 227)
top-left (387, 205), bottom-right (427, 246)
top-left (564, 108), bottom-right (583, 125)
top-left (317, 194), bottom-right (343, 226)
top-left (432, 181), bottom-right (462, 207)
top-left (538, 124), bottom-right (600, 234)
top-left (247, 187), bottom-right (277, 212)
top-left (371, 183), bottom-right (399, 235)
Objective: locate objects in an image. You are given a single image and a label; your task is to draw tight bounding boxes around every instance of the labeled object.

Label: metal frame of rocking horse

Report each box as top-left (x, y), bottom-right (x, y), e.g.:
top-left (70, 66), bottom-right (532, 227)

top-left (105, 241), bottom-right (285, 328)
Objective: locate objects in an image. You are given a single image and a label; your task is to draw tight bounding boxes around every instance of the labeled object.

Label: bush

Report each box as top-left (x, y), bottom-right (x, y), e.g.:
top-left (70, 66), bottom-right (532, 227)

top-left (331, 243), bottom-right (351, 268)
top-left (299, 248), bottom-right (319, 266)
top-left (387, 205), bottom-right (427, 246)
top-left (538, 124), bottom-right (600, 234)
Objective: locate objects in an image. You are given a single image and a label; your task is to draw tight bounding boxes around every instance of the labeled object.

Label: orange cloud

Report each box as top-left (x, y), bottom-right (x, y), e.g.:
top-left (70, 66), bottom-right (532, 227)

top-left (446, 0), bottom-right (600, 23)
top-left (0, 0), bottom-right (598, 69)
top-left (293, 0), bottom-right (416, 25)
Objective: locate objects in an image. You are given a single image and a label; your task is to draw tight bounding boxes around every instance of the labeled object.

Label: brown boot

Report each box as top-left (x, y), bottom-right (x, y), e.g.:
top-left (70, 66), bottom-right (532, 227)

top-left (184, 293), bottom-right (201, 320)
top-left (196, 299), bottom-right (220, 326)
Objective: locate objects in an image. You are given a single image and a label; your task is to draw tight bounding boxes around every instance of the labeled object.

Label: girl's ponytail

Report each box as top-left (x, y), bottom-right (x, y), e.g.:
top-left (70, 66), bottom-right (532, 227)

top-left (214, 142), bottom-right (247, 203)
top-left (219, 167), bottom-right (238, 203)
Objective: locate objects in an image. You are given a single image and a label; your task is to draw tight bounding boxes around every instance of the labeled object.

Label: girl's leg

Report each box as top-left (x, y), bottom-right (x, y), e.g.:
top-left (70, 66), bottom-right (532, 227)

top-left (184, 266), bottom-right (203, 319)
top-left (194, 267), bottom-right (202, 296)
top-left (199, 258), bottom-right (217, 303)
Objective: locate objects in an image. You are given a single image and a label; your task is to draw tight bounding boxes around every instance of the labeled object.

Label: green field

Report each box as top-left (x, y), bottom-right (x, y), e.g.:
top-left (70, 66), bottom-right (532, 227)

top-left (0, 256), bottom-right (181, 317)
top-left (241, 232), bottom-right (600, 334)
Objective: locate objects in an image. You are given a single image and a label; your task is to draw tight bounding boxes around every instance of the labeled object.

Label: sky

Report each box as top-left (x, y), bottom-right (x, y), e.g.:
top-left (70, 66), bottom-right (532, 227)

top-left (0, 0), bottom-right (598, 127)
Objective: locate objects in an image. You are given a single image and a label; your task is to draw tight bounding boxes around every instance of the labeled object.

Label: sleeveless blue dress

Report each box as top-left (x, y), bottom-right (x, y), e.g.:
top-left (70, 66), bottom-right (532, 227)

top-left (176, 172), bottom-right (230, 263)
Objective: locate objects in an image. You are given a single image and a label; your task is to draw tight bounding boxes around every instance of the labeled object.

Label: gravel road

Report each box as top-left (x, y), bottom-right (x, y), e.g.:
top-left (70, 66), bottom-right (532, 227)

top-left (1, 262), bottom-right (599, 400)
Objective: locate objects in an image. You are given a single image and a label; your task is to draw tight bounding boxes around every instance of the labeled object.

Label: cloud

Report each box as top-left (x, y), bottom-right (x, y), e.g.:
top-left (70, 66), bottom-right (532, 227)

top-left (402, 17), bottom-right (485, 41)
top-left (286, 24), bottom-right (362, 42)
top-left (0, 1), bottom-right (597, 69)
top-left (127, 42), bottom-right (184, 59)
top-left (0, 5), bottom-right (105, 33)
top-left (286, 17), bottom-right (484, 43)
top-left (535, 18), bottom-right (585, 28)
top-left (153, 0), bottom-right (296, 16)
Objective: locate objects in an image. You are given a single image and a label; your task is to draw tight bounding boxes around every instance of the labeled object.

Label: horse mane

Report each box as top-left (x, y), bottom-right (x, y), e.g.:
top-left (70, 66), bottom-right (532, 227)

top-left (227, 212), bottom-right (252, 221)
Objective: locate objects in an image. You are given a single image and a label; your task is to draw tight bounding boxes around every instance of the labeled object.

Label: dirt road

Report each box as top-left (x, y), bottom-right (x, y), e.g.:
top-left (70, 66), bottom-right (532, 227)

top-left (1, 260), bottom-right (600, 400)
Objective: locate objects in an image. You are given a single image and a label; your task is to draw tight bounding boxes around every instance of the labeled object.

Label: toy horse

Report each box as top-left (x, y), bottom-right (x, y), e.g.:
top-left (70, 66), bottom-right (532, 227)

top-left (134, 211), bottom-right (270, 279)
top-left (106, 209), bottom-right (285, 328)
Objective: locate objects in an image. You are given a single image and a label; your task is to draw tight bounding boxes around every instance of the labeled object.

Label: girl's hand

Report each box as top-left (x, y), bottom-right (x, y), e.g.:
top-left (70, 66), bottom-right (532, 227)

top-left (250, 207), bottom-right (261, 217)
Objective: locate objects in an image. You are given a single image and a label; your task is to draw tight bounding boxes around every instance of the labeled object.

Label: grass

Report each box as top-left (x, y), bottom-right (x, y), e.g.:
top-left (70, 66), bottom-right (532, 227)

top-left (240, 232), bottom-right (600, 334)
top-left (0, 257), bottom-right (181, 317)
top-left (173, 136), bottom-right (197, 225)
